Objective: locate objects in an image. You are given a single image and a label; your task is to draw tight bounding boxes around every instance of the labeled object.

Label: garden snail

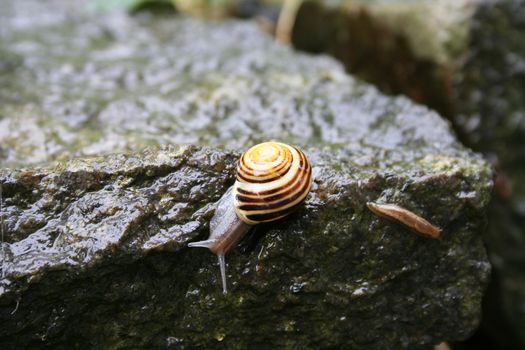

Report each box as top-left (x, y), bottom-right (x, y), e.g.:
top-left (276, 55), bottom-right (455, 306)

top-left (188, 141), bottom-right (312, 293)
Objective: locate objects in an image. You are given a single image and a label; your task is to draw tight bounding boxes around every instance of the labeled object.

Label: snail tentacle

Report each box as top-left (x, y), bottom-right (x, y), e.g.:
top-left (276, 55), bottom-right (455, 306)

top-left (218, 252), bottom-right (227, 294)
top-left (189, 186), bottom-right (251, 293)
top-left (187, 239), bottom-right (215, 249)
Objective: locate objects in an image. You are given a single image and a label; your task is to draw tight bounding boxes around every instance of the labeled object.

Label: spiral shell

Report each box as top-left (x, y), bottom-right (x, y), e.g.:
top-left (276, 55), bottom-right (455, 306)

top-left (233, 142), bottom-right (312, 225)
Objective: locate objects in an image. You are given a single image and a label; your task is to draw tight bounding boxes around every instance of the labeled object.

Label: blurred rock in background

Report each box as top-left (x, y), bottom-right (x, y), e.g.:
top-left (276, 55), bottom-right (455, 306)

top-left (454, 2), bottom-right (525, 349)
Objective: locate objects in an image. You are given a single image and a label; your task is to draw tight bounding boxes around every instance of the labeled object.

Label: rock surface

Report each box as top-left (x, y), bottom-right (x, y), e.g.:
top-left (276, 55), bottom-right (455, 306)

top-left (0, 0), bottom-right (493, 349)
top-left (0, 145), bottom-right (492, 349)
top-left (288, 1), bottom-right (525, 348)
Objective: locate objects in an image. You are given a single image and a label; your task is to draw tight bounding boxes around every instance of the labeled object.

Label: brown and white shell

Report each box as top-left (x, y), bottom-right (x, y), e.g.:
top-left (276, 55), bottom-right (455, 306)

top-left (233, 142), bottom-right (312, 225)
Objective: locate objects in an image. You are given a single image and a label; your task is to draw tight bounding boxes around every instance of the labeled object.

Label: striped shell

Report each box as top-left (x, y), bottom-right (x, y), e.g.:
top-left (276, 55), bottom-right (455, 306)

top-left (233, 142), bottom-right (312, 225)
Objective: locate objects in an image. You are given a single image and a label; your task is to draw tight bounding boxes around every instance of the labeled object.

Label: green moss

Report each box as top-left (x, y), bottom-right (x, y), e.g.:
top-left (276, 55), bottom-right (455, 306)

top-left (0, 1), bottom-right (493, 348)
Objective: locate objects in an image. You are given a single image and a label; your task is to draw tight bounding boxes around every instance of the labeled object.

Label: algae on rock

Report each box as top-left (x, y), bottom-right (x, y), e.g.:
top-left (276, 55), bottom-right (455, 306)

top-left (285, 1), bottom-right (525, 347)
top-left (0, 0), bottom-right (493, 348)
top-left (0, 143), bottom-right (492, 349)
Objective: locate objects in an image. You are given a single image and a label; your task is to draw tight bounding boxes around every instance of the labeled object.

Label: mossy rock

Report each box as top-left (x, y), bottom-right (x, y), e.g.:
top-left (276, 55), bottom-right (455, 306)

top-left (0, 0), bottom-right (492, 348)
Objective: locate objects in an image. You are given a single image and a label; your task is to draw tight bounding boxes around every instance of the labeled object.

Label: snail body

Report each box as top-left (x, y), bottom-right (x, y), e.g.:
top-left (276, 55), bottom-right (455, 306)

top-left (189, 142), bottom-right (312, 293)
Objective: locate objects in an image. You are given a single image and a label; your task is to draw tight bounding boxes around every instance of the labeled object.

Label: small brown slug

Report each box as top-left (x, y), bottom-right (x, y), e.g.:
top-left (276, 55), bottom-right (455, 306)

top-left (189, 142), bottom-right (312, 293)
top-left (366, 202), bottom-right (441, 239)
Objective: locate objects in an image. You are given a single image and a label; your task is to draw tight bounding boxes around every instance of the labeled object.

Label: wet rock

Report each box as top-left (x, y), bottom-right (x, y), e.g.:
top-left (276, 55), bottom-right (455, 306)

top-left (0, 144), bottom-right (492, 349)
top-left (288, 1), bottom-right (525, 348)
top-left (0, 0), bottom-right (493, 349)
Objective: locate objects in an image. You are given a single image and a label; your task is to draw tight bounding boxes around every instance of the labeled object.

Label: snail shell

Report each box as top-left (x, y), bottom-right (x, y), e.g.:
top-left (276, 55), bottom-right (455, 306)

top-left (234, 142), bottom-right (312, 224)
top-left (188, 142), bottom-right (312, 293)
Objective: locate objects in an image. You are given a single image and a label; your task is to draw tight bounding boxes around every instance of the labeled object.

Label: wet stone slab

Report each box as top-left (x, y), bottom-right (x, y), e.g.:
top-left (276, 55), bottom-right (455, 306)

top-left (0, 0), bottom-right (492, 349)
